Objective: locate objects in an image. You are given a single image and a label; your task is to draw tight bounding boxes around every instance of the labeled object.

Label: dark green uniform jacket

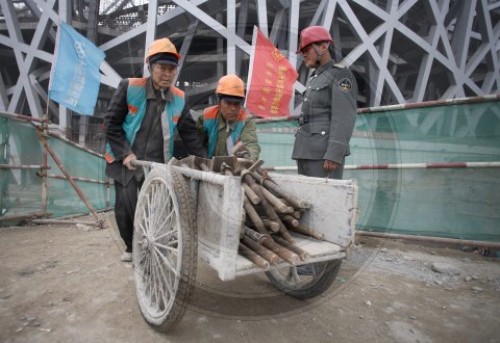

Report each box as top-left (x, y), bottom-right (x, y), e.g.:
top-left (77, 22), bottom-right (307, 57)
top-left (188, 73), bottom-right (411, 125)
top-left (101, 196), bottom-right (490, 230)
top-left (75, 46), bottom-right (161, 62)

top-left (292, 60), bottom-right (357, 164)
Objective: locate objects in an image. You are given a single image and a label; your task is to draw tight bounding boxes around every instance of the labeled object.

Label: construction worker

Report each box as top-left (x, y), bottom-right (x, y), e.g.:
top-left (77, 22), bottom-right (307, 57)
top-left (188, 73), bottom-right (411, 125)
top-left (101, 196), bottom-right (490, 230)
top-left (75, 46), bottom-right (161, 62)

top-left (104, 38), bottom-right (207, 262)
top-left (293, 26), bottom-right (357, 179)
top-left (196, 74), bottom-right (260, 161)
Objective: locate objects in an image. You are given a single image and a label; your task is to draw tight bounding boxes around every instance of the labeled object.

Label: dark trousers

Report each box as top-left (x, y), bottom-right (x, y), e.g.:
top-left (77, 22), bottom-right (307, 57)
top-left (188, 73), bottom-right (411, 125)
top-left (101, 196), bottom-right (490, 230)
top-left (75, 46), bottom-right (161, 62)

top-left (114, 177), bottom-right (143, 252)
top-left (297, 159), bottom-right (344, 180)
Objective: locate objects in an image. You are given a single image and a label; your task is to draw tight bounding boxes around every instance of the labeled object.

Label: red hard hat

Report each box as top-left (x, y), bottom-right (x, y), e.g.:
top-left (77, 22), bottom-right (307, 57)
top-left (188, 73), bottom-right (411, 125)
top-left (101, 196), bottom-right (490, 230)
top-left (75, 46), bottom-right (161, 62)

top-left (297, 26), bottom-right (333, 53)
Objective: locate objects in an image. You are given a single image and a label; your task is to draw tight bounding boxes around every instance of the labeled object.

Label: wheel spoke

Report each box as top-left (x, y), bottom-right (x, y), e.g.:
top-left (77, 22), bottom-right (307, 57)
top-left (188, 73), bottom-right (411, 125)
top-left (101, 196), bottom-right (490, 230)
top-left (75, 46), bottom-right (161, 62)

top-left (155, 209), bottom-right (175, 237)
top-left (144, 253), bottom-right (155, 304)
top-left (154, 245), bottom-right (180, 277)
top-left (146, 191), bottom-right (154, 236)
top-left (151, 249), bottom-right (175, 301)
top-left (154, 241), bottom-right (179, 252)
top-left (150, 183), bottom-right (161, 237)
top-left (153, 228), bottom-right (177, 242)
top-left (136, 220), bottom-right (148, 237)
top-left (152, 259), bottom-right (166, 310)
top-left (136, 203), bottom-right (147, 236)
top-left (150, 252), bottom-right (166, 309)
top-left (154, 184), bottom-right (167, 235)
top-left (161, 199), bottom-right (175, 236)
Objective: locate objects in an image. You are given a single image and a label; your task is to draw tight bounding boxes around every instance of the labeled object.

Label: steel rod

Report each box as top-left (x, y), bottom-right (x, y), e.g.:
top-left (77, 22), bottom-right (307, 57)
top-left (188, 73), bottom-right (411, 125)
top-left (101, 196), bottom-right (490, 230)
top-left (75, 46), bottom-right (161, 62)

top-left (35, 129), bottom-right (100, 222)
top-left (0, 211), bottom-right (49, 222)
top-left (252, 171), bottom-right (310, 209)
top-left (243, 196), bottom-right (268, 234)
top-left (260, 239), bottom-right (300, 265)
top-left (357, 231), bottom-right (500, 249)
top-left (265, 161), bottom-right (500, 172)
top-left (242, 183), bottom-right (260, 205)
top-left (46, 173), bottom-right (110, 185)
top-left (239, 243), bottom-right (269, 269)
top-left (0, 164), bottom-right (49, 169)
top-left (241, 236), bottom-right (280, 264)
top-left (288, 224), bottom-right (325, 240)
top-left (273, 235), bottom-right (310, 261)
top-left (31, 219), bottom-right (99, 226)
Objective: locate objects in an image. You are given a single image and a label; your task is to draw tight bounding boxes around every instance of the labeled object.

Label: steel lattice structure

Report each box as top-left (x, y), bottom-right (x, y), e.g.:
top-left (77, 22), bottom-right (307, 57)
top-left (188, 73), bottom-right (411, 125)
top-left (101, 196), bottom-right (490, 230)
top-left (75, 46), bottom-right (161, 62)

top-left (0, 0), bottom-right (499, 133)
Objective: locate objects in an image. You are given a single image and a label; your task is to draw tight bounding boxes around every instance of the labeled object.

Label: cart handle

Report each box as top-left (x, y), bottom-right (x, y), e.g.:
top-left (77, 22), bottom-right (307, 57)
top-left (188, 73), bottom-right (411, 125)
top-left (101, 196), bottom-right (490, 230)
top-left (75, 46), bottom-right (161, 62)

top-left (130, 160), bottom-right (163, 179)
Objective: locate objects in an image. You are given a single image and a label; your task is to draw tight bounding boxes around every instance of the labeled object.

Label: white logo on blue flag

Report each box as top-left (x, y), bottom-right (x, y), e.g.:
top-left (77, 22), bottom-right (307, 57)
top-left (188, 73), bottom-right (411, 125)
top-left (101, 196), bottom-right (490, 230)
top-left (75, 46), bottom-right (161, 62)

top-left (48, 22), bottom-right (106, 116)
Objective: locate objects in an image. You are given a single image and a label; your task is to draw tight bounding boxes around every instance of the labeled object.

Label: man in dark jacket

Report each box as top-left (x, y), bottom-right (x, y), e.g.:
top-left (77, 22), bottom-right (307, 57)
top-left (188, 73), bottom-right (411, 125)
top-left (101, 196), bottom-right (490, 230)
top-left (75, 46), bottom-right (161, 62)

top-left (292, 26), bottom-right (357, 179)
top-left (105, 38), bottom-right (207, 262)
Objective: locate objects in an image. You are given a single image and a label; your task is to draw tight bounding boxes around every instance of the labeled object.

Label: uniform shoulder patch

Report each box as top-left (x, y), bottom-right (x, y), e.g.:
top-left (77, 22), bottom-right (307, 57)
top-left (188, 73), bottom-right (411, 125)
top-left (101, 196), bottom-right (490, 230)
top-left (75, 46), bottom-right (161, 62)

top-left (337, 77), bottom-right (353, 93)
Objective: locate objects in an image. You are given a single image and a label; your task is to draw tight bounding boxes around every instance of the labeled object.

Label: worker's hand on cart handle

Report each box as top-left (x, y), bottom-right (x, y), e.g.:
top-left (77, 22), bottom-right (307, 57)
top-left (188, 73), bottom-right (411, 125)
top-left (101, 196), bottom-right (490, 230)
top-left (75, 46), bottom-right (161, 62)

top-left (234, 150), bottom-right (251, 159)
top-left (123, 153), bottom-right (137, 170)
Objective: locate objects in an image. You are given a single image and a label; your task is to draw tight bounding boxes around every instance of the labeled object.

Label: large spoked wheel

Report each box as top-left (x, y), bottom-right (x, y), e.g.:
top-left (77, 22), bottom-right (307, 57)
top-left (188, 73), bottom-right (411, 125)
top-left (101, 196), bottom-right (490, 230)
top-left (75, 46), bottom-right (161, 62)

top-left (132, 166), bottom-right (197, 332)
top-left (265, 260), bottom-right (342, 299)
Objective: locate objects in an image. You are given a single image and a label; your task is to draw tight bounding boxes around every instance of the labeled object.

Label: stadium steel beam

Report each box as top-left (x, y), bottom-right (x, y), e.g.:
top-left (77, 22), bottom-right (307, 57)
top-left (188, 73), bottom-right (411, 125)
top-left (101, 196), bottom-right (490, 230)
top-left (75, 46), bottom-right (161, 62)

top-left (0, 0), bottom-right (498, 137)
top-left (256, 0), bottom-right (268, 36)
top-left (176, 20), bottom-right (199, 85)
top-left (0, 73), bottom-right (7, 110)
top-left (143, 0), bottom-right (158, 77)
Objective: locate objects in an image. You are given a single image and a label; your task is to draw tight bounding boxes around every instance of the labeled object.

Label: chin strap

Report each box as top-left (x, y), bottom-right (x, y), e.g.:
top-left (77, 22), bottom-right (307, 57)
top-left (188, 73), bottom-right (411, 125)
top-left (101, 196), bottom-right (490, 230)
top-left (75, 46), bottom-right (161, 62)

top-left (312, 43), bottom-right (329, 68)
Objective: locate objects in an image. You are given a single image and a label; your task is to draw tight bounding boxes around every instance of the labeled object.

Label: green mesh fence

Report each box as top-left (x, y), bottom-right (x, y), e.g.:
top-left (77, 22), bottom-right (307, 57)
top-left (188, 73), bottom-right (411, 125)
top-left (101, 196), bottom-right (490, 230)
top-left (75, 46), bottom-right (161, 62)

top-left (1, 97), bottom-right (499, 241)
top-left (257, 97), bottom-right (500, 242)
top-left (0, 117), bottom-right (8, 214)
top-left (0, 114), bottom-right (111, 226)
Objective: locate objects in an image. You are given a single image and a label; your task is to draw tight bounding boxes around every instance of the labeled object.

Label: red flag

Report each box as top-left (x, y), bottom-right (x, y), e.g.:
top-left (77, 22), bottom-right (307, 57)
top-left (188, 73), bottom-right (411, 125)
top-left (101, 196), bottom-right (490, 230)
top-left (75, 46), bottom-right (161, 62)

top-left (246, 27), bottom-right (298, 118)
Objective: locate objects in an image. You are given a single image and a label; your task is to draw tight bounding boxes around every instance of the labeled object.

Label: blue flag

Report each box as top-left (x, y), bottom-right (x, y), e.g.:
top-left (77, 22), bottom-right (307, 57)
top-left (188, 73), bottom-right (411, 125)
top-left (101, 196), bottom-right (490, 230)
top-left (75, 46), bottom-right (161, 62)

top-left (48, 22), bottom-right (105, 116)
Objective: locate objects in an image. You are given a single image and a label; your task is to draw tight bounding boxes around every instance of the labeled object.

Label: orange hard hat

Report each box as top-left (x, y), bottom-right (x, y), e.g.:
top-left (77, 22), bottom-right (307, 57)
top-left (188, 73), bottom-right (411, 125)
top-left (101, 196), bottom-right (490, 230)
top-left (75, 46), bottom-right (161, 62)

top-left (145, 38), bottom-right (181, 63)
top-left (216, 74), bottom-right (245, 99)
top-left (297, 26), bottom-right (333, 53)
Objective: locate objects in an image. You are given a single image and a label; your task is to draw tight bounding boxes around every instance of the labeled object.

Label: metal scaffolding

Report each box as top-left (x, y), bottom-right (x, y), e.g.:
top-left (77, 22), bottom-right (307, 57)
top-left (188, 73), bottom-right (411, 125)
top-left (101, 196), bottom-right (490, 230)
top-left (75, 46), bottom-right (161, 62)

top-left (0, 0), bottom-right (499, 140)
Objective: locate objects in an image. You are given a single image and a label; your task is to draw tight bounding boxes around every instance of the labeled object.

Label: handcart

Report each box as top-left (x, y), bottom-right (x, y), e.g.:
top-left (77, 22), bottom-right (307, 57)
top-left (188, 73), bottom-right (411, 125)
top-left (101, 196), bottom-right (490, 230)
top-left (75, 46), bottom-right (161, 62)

top-left (131, 157), bottom-right (358, 332)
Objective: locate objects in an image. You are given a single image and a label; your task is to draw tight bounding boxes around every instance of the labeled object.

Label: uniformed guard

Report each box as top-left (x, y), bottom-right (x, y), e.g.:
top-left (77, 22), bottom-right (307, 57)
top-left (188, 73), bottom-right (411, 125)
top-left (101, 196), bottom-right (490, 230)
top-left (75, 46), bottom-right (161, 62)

top-left (292, 26), bottom-right (358, 179)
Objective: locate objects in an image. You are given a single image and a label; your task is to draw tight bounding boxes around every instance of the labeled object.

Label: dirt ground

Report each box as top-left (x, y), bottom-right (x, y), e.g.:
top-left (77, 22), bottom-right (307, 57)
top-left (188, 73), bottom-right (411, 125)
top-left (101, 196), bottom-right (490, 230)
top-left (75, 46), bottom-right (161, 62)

top-left (1, 213), bottom-right (499, 343)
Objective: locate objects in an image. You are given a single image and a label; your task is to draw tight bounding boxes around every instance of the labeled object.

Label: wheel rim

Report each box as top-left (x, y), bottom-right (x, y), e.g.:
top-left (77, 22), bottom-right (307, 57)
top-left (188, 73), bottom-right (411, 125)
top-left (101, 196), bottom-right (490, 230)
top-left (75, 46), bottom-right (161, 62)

top-left (133, 175), bottom-right (182, 322)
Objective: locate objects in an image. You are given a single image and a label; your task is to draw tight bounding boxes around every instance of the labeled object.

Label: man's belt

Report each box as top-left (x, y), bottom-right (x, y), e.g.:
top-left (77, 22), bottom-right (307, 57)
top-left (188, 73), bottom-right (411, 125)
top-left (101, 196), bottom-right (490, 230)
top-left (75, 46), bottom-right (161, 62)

top-left (298, 113), bottom-right (331, 124)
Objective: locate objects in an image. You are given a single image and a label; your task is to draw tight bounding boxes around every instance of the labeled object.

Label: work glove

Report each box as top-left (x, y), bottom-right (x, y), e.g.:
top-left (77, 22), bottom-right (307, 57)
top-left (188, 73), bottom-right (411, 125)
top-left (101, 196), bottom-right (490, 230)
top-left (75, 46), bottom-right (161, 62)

top-left (234, 150), bottom-right (251, 159)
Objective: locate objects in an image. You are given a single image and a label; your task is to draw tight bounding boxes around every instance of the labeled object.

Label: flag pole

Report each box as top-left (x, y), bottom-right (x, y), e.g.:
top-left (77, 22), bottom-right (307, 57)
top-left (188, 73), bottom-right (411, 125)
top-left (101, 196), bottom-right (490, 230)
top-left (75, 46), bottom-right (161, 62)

top-left (42, 21), bottom-right (103, 226)
top-left (245, 26), bottom-right (259, 108)
top-left (40, 95), bottom-right (50, 215)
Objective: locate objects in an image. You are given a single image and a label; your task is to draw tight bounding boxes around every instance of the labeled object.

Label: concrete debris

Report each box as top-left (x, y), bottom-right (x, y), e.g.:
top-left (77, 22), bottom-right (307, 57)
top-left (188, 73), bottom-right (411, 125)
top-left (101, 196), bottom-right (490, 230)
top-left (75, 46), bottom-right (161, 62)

top-left (431, 262), bottom-right (461, 275)
top-left (19, 315), bottom-right (41, 328)
top-left (76, 223), bottom-right (93, 231)
top-left (345, 243), bottom-right (498, 290)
